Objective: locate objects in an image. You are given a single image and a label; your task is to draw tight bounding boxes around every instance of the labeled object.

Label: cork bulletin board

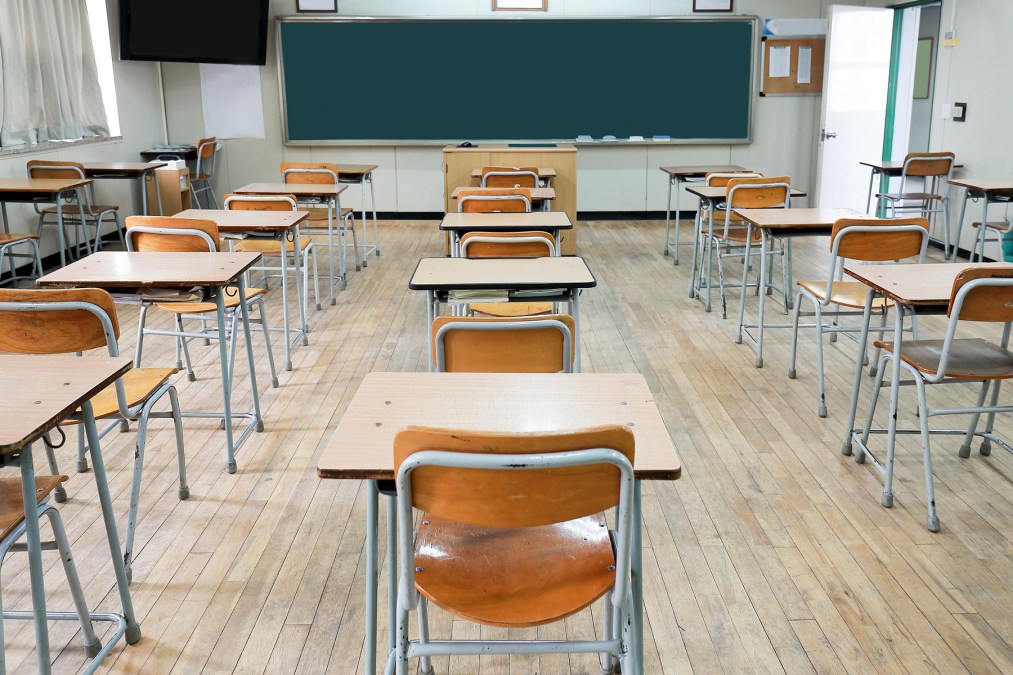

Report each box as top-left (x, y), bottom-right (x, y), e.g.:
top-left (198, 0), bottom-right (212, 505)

top-left (760, 36), bottom-right (825, 96)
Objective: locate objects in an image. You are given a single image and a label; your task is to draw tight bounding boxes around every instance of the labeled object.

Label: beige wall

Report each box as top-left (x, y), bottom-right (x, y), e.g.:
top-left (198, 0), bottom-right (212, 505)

top-left (0, 0), bottom-right (165, 260)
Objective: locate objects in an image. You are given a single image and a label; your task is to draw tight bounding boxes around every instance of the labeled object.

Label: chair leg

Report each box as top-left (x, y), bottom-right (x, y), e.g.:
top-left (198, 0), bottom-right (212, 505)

top-left (168, 386), bottom-right (190, 498)
top-left (913, 376), bottom-right (941, 532)
top-left (123, 401), bottom-right (155, 584)
top-left (416, 597), bottom-right (435, 675)
top-left (134, 304), bottom-right (149, 368)
top-left (395, 596), bottom-right (410, 675)
top-left (176, 314), bottom-right (197, 382)
top-left (312, 246), bottom-right (321, 311)
top-left (254, 297), bottom-right (280, 388)
top-left (208, 184), bottom-right (220, 210)
top-left (43, 505), bottom-right (103, 658)
top-left (856, 355), bottom-right (890, 466)
top-left (978, 379), bottom-right (1002, 456)
top-left (716, 244), bottom-right (728, 319)
top-left (813, 302), bottom-right (828, 418)
top-left (77, 424), bottom-right (89, 473)
top-left (42, 435), bottom-right (68, 504)
top-left (349, 213), bottom-right (362, 272)
top-left (788, 290), bottom-right (805, 380)
top-left (959, 380), bottom-right (991, 458)
top-left (869, 309), bottom-right (889, 377)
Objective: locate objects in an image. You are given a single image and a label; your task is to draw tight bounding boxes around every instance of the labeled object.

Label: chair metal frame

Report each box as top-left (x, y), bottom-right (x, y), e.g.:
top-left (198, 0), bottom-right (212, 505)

top-left (0, 296), bottom-right (187, 583)
top-left (27, 162), bottom-right (122, 261)
top-left (789, 220), bottom-right (930, 417)
top-left (967, 215), bottom-right (1013, 263)
top-left (458, 192), bottom-right (532, 213)
top-left (479, 168), bottom-right (541, 189)
top-left (459, 232), bottom-right (557, 257)
top-left (433, 317), bottom-right (574, 373)
top-left (393, 443), bottom-right (636, 674)
top-left (875, 152), bottom-right (955, 253)
top-left (0, 234), bottom-right (42, 287)
top-left (852, 275), bottom-right (1013, 532)
top-left (281, 165), bottom-right (361, 279)
top-left (190, 138), bottom-right (220, 209)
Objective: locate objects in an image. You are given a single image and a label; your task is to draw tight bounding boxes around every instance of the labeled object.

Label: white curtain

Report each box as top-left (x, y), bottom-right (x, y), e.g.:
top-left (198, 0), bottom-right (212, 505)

top-left (0, 0), bottom-right (109, 148)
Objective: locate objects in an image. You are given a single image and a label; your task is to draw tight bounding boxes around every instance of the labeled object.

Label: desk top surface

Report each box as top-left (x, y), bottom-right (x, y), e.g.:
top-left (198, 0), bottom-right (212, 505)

top-left (409, 256), bottom-right (595, 291)
top-left (317, 372), bottom-right (681, 481)
top-left (659, 165), bottom-right (748, 178)
top-left (860, 160), bottom-right (963, 172)
top-left (176, 209), bottom-right (310, 232)
top-left (947, 178), bottom-right (1013, 193)
top-left (470, 167), bottom-right (557, 178)
top-left (451, 186), bottom-right (556, 200)
top-left (37, 251), bottom-right (262, 289)
top-left (687, 185), bottom-right (807, 200)
top-left (0, 355), bottom-right (132, 454)
top-left (0, 178), bottom-right (92, 194)
top-left (844, 262), bottom-right (1013, 306)
top-left (235, 183), bottom-right (349, 198)
top-left (733, 207), bottom-right (867, 229)
top-left (334, 164), bottom-right (379, 176)
top-left (82, 162), bottom-right (166, 175)
top-left (439, 212), bottom-right (573, 231)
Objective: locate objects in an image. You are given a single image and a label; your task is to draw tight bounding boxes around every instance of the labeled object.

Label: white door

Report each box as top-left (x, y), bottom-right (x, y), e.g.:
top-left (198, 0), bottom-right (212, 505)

top-left (815, 5), bottom-right (894, 210)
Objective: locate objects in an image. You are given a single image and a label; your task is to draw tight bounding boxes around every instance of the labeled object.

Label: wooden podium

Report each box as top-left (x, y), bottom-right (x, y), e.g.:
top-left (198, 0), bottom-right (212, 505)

top-left (145, 167), bottom-right (192, 216)
top-left (442, 145), bottom-right (577, 254)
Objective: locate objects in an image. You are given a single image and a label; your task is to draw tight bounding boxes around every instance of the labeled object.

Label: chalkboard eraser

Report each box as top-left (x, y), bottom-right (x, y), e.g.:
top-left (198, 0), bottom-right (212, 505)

top-left (576, 135), bottom-right (594, 143)
top-left (653, 135), bottom-right (671, 142)
top-left (602, 135), bottom-right (617, 142)
top-left (629, 135), bottom-right (644, 142)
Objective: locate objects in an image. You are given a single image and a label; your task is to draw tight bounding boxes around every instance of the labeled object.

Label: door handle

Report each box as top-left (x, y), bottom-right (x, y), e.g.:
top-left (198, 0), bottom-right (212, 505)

top-left (820, 129), bottom-right (838, 141)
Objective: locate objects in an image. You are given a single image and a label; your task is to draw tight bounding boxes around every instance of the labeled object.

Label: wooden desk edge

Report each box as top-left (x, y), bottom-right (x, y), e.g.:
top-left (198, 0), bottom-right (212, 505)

top-left (317, 466), bottom-right (681, 481)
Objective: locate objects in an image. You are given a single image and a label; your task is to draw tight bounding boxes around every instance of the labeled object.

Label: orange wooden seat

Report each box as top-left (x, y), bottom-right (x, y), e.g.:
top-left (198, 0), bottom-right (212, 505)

top-left (0, 476), bottom-right (68, 541)
top-left (154, 286), bottom-right (268, 314)
top-left (796, 280), bottom-right (893, 309)
top-left (457, 188), bottom-right (531, 213)
top-left (480, 166), bottom-right (540, 189)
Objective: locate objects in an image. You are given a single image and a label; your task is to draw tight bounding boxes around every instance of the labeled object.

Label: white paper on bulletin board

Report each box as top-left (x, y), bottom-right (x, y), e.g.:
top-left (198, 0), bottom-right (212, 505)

top-left (199, 64), bottom-right (265, 139)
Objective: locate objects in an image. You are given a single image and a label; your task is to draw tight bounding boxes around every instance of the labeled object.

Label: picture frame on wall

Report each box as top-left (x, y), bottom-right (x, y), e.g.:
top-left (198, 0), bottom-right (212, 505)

top-left (297, 0), bottom-right (337, 12)
top-left (693, 0), bottom-right (734, 12)
top-left (493, 0), bottom-right (548, 11)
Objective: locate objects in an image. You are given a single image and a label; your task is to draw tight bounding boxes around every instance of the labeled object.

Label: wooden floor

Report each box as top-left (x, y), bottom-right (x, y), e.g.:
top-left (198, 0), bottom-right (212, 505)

top-left (5, 220), bottom-right (1012, 674)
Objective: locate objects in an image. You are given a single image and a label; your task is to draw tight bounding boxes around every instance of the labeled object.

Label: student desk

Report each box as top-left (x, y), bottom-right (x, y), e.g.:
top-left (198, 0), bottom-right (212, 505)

top-left (439, 211), bottom-right (573, 256)
top-left (659, 165), bottom-right (747, 263)
top-left (176, 208), bottom-right (311, 372)
top-left (408, 256), bottom-right (596, 372)
top-left (0, 177), bottom-right (93, 268)
top-left (235, 182), bottom-right (350, 302)
top-left (139, 146), bottom-right (197, 162)
top-left (450, 185), bottom-right (556, 211)
top-left (859, 159), bottom-right (963, 212)
top-left (333, 164), bottom-right (380, 263)
top-left (731, 207), bottom-right (866, 368)
top-left (316, 371), bottom-right (682, 675)
top-left (685, 184), bottom-right (807, 312)
top-left (37, 251), bottom-right (263, 473)
top-left (947, 178), bottom-right (1013, 262)
top-left (0, 354), bottom-right (141, 672)
top-left (82, 162), bottom-right (167, 216)
top-left (469, 166), bottom-right (557, 185)
top-left (839, 262), bottom-right (1013, 517)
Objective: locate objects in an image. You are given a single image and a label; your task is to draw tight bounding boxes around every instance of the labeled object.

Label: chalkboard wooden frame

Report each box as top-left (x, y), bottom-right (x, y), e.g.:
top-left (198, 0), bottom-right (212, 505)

top-left (277, 15), bottom-right (758, 146)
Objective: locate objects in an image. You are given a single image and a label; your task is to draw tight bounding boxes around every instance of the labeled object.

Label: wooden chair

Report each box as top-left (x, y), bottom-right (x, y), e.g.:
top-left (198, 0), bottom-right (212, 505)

top-left (857, 267), bottom-right (1013, 532)
top-left (190, 137), bottom-right (220, 209)
top-left (789, 217), bottom-right (930, 417)
top-left (27, 160), bottom-right (122, 258)
top-left (459, 230), bottom-right (557, 318)
top-left (125, 216), bottom-right (279, 390)
top-left (969, 217), bottom-right (1013, 262)
top-left (457, 188), bottom-right (531, 214)
top-left (432, 314), bottom-right (576, 373)
top-left (280, 162), bottom-right (362, 272)
top-left (700, 175), bottom-right (792, 318)
top-left (875, 152), bottom-right (955, 253)
top-left (224, 193), bottom-right (321, 314)
top-left (0, 474), bottom-right (105, 665)
top-left (392, 425), bottom-right (637, 674)
top-left (0, 233), bottom-right (43, 286)
top-left (479, 166), bottom-right (540, 189)
top-left (0, 287), bottom-right (187, 582)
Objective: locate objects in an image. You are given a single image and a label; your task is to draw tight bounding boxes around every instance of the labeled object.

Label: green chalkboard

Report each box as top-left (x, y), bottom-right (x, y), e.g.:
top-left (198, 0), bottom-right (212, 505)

top-left (278, 17), bottom-right (755, 144)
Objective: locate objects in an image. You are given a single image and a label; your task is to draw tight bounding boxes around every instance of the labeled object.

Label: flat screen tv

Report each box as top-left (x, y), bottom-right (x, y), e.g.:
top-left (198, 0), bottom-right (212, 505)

top-left (119, 0), bottom-right (270, 65)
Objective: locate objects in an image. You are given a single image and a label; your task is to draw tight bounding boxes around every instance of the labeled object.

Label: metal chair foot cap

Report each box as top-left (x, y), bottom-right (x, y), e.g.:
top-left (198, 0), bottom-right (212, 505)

top-left (958, 443), bottom-right (972, 459)
top-left (84, 638), bottom-right (103, 658)
top-left (77, 460), bottom-right (90, 473)
top-left (272, 377), bottom-right (280, 388)
top-left (663, 248), bottom-right (670, 256)
top-left (126, 567), bottom-right (133, 585)
top-left (218, 420), bottom-right (226, 430)
top-left (927, 515), bottom-right (940, 532)
top-left (226, 461), bottom-right (237, 474)
top-left (256, 420), bottom-right (265, 432)
top-left (881, 493), bottom-right (893, 508)
top-left (788, 369), bottom-right (796, 379)
top-left (187, 373), bottom-right (197, 382)
top-left (330, 298), bottom-right (336, 306)
top-left (980, 439), bottom-right (992, 456)
top-left (315, 303), bottom-right (322, 311)
top-left (54, 486), bottom-right (67, 503)
top-left (855, 451), bottom-right (866, 464)
top-left (126, 624), bottom-right (142, 644)
top-left (362, 261), bottom-right (368, 268)
top-left (119, 420), bottom-right (131, 433)
top-left (842, 443), bottom-right (852, 456)
top-left (355, 264), bottom-right (361, 271)
top-left (302, 336), bottom-right (309, 346)
top-left (818, 406), bottom-right (827, 418)
top-left (179, 487), bottom-right (190, 500)
top-left (755, 358), bottom-right (763, 368)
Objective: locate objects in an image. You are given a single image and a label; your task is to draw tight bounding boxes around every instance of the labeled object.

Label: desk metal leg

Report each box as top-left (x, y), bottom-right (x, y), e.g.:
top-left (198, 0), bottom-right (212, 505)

top-left (81, 400), bottom-right (141, 643)
top-left (866, 169), bottom-right (877, 215)
top-left (338, 195), bottom-right (349, 289)
top-left (688, 207), bottom-right (702, 299)
top-left (365, 480), bottom-right (379, 675)
top-left (976, 196), bottom-right (990, 262)
top-left (630, 480), bottom-right (644, 675)
top-left (56, 197), bottom-right (67, 268)
top-left (294, 226), bottom-right (309, 337)
top-left (735, 226), bottom-right (753, 346)
top-left (1, 202), bottom-right (12, 278)
top-left (951, 189), bottom-right (970, 261)
top-left (370, 173), bottom-right (380, 257)
top-left (879, 306), bottom-right (906, 508)
top-left (386, 494), bottom-right (397, 654)
top-left (571, 288), bottom-right (582, 373)
top-left (20, 444), bottom-right (51, 674)
top-left (327, 199), bottom-right (337, 305)
top-left (663, 176), bottom-right (674, 257)
top-left (426, 290), bottom-right (436, 372)
top-left (280, 233), bottom-right (292, 371)
top-left (215, 288), bottom-right (238, 472)
top-left (842, 289), bottom-right (876, 456)
top-left (236, 279), bottom-right (263, 428)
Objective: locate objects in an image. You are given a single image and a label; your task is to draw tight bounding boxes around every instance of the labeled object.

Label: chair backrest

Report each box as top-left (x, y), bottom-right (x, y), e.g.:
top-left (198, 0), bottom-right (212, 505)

top-left (460, 230), bottom-right (556, 258)
top-left (432, 315), bottom-right (576, 373)
top-left (195, 137), bottom-right (218, 177)
top-left (26, 160), bottom-right (86, 180)
top-left (948, 267), bottom-right (1013, 321)
top-left (480, 166), bottom-right (540, 189)
top-left (902, 151), bottom-right (955, 178)
top-left (125, 215), bottom-right (220, 253)
top-left (705, 171), bottom-right (762, 187)
top-left (726, 175), bottom-right (792, 209)
top-left (0, 288), bottom-right (119, 355)
top-left (224, 193), bottom-right (298, 212)
top-left (394, 424), bottom-right (635, 528)
top-left (280, 162), bottom-right (339, 185)
top-left (458, 188), bottom-right (531, 213)
top-left (830, 217), bottom-right (929, 262)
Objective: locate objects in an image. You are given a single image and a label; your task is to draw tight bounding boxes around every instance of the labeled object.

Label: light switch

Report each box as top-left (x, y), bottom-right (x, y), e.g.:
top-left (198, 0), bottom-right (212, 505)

top-left (953, 102), bottom-right (967, 122)
top-left (940, 103), bottom-right (951, 119)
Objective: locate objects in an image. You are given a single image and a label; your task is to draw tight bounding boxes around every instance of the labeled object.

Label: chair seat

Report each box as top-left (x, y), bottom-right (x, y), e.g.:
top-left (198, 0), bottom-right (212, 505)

top-left (235, 239), bottom-right (312, 254)
top-left (413, 513), bottom-right (615, 628)
top-left (797, 280), bottom-right (893, 309)
top-left (0, 476), bottom-right (68, 541)
top-left (42, 204), bottom-right (119, 215)
top-left (0, 233), bottom-right (39, 244)
top-left (305, 207), bottom-right (354, 220)
top-left (193, 174), bottom-right (213, 182)
top-left (470, 301), bottom-right (553, 317)
top-left (155, 286), bottom-right (267, 314)
top-left (874, 338), bottom-right (1013, 379)
top-left (971, 221), bottom-right (1010, 231)
top-left (876, 192), bottom-right (942, 201)
top-left (60, 368), bottom-right (176, 422)
top-left (707, 224), bottom-right (759, 243)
